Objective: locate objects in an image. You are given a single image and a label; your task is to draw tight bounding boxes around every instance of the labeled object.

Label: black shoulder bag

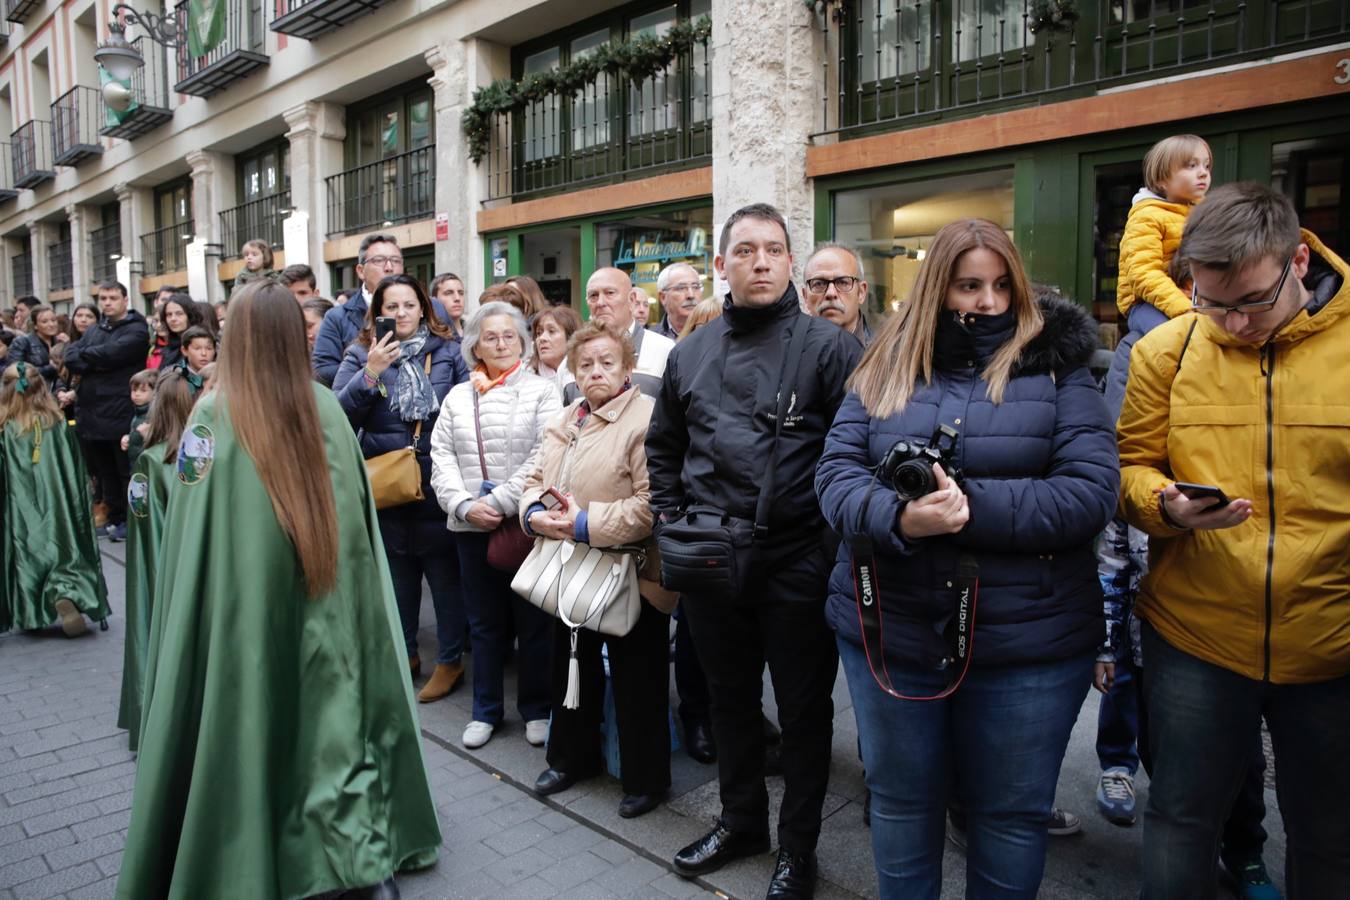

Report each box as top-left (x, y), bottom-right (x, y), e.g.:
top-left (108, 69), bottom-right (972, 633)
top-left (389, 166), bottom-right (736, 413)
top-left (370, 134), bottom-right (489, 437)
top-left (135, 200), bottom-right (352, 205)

top-left (657, 319), bottom-right (812, 597)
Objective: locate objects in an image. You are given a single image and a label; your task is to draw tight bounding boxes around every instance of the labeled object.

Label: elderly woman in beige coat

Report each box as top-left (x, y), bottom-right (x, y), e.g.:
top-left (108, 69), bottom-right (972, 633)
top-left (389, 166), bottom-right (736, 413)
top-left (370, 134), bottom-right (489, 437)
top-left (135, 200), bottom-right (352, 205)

top-left (519, 321), bottom-right (677, 820)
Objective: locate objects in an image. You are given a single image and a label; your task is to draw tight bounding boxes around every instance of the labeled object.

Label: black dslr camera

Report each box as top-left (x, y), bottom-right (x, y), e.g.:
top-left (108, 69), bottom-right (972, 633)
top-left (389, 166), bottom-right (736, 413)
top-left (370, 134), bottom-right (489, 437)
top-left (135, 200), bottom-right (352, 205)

top-left (879, 424), bottom-right (962, 502)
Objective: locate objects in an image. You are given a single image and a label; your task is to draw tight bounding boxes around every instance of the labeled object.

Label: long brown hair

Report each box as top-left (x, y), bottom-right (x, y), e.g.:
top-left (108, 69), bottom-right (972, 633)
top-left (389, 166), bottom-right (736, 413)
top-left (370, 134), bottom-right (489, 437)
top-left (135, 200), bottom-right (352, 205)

top-left (0, 363), bottom-right (63, 431)
top-left (145, 367), bottom-right (198, 464)
top-left (218, 282), bottom-right (338, 597)
top-left (356, 274), bottom-right (452, 347)
top-left (503, 275), bottom-right (548, 318)
top-left (849, 219), bottom-right (1042, 418)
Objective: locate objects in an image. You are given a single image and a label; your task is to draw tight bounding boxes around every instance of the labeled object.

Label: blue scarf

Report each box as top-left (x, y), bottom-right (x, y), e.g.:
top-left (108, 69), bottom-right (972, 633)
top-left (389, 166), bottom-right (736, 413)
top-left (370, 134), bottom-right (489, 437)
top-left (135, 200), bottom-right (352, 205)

top-left (389, 326), bottom-right (436, 423)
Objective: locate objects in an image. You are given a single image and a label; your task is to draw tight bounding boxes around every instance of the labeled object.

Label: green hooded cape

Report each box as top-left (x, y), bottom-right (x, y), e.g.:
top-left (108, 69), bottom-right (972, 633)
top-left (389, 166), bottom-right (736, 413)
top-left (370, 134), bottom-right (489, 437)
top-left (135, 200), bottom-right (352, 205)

top-left (0, 418), bottom-right (110, 631)
top-left (116, 444), bottom-right (175, 752)
top-left (116, 386), bottom-right (441, 900)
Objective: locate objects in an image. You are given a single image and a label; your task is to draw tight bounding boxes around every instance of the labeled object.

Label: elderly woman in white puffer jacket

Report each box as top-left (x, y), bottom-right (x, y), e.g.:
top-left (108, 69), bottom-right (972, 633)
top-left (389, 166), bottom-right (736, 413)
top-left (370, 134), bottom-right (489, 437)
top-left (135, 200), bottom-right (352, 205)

top-left (431, 299), bottom-right (561, 751)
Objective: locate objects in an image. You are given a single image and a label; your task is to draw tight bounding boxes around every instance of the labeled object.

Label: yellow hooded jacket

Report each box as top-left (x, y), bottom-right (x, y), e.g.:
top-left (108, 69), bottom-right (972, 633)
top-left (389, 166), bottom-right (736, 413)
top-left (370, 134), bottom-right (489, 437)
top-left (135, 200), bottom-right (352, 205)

top-left (1116, 191), bottom-right (1195, 321)
top-left (1118, 231), bottom-right (1350, 684)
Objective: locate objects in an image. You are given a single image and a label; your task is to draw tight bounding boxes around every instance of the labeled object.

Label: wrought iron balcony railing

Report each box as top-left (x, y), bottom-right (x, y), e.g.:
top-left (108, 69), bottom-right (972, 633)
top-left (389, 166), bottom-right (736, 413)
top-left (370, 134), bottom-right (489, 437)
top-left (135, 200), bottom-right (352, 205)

top-left (484, 35), bottom-right (712, 201)
top-left (271, 0), bottom-right (395, 40)
top-left (220, 189), bottom-right (291, 258)
top-left (52, 87), bottom-right (105, 167)
top-left (0, 143), bottom-right (17, 202)
top-left (48, 239), bottom-right (74, 292)
top-left (140, 220), bottom-right (195, 275)
top-left (4, 0), bottom-right (39, 26)
top-left (325, 146), bottom-right (434, 238)
top-left (816, 0), bottom-right (1350, 138)
top-left (90, 222), bottom-right (122, 284)
top-left (100, 37), bottom-right (175, 140)
top-left (174, 0), bottom-right (269, 98)
top-left (11, 121), bottom-right (56, 190)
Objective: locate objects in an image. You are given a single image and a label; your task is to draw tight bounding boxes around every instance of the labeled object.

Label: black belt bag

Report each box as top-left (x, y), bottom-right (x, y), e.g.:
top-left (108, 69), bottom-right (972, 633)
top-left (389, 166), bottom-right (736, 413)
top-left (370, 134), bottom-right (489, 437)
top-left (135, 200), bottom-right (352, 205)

top-left (656, 318), bottom-right (811, 598)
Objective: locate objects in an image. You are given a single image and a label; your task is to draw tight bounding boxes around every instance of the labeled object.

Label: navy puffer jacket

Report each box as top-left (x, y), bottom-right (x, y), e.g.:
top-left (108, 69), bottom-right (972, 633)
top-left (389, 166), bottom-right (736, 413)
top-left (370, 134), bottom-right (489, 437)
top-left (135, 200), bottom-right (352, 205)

top-left (333, 333), bottom-right (470, 531)
top-left (816, 296), bottom-right (1119, 669)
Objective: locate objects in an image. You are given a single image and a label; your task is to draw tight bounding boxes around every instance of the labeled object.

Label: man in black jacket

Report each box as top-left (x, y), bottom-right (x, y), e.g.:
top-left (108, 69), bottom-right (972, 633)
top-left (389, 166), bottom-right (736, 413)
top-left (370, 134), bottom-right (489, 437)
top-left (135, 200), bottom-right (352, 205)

top-left (64, 280), bottom-right (149, 540)
top-left (647, 204), bottom-right (862, 899)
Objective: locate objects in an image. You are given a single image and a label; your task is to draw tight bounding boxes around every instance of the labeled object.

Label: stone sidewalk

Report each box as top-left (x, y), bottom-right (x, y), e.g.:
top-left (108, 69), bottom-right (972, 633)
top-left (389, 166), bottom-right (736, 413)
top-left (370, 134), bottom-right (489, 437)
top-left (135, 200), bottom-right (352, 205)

top-left (0, 547), bottom-right (1286, 899)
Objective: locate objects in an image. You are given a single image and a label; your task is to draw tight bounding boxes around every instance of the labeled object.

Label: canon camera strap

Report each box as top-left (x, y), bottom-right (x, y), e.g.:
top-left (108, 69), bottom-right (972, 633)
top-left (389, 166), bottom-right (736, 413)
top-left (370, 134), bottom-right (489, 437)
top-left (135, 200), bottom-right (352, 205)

top-left (850, 476), bottom-right (979, 701)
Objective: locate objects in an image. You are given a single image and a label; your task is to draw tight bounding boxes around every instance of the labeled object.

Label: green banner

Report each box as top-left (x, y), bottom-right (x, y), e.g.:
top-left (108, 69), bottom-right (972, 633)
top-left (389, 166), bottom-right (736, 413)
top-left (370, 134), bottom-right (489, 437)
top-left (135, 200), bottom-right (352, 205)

top-left (187, 0), bottom-right (227, 58)
top-left (99, 66), bottom-right (139, 126)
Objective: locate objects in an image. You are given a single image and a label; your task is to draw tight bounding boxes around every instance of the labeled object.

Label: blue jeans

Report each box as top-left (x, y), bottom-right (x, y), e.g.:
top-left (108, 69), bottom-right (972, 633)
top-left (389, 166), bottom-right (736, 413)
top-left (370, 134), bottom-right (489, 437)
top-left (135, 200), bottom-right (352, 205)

top-left (383, 527), bottom-right (464, 665)
top-left (1141, 622), bottom-right (1350, 899)
top-left (839, 637), bottom-right (1092, 900)
top-left (455, 531), bottom-right (553, 726)
top-left (1096, 650), bottom-right (1141, 774)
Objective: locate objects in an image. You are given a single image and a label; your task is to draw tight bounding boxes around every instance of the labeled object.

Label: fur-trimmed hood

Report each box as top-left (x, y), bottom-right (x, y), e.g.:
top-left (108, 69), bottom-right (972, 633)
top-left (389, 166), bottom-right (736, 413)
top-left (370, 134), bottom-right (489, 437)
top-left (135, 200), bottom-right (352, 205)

top-left (1014, 295), bottom-right (1100, 376)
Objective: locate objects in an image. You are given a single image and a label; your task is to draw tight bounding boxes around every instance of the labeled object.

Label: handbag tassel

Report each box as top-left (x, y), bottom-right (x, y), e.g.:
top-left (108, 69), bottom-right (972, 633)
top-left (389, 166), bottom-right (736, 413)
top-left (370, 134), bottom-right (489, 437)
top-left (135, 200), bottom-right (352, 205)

top-left (563, 627), bottom-right (582, 710)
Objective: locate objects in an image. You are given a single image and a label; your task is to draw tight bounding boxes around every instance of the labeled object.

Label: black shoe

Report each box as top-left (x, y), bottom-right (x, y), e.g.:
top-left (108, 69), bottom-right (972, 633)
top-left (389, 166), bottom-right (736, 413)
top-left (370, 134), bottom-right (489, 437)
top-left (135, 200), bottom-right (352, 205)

top-left (686, 721), bottom-right (716, 764)
top-left (766, 848), bottom-right (817, 899)
top-left (534, 767), bottom-right (585, 796)
top-left (673, 823), bottom-right (770, 877)
top-left (618, 791), bottom-right (666, 819)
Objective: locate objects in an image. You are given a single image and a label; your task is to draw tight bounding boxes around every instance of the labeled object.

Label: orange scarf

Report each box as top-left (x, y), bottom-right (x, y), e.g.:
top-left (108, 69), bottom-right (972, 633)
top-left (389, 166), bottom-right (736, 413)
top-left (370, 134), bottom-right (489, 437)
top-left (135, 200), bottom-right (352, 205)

top-left (470, 360), bottom-right (521, 394)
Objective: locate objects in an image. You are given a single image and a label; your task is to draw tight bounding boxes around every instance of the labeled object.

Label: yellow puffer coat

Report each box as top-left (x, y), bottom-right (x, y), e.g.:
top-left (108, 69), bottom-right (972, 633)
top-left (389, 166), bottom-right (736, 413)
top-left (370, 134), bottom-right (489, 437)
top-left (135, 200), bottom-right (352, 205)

top-left (1115, 192), bottom-right (1195, 321)
top-left (1118, 231), bottom-right (1350, 684)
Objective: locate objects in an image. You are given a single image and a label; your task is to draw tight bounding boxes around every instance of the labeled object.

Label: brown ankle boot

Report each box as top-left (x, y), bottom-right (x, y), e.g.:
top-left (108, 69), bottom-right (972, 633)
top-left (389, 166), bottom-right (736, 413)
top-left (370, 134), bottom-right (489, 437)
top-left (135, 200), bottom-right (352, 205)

top-left (92, 502), bottom-right (109, 529)
top-left (417, 662), bottom-right (463, 703)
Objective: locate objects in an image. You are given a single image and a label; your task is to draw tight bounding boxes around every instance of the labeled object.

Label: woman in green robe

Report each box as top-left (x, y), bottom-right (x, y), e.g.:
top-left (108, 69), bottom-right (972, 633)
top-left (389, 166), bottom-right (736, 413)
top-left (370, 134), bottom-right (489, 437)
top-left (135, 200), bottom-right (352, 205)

top-left (0, 362), bottom-right (110, 635)
top-left (118, 284), bottom-right (441, 900)
top-left (117, 367), bottom-right (198, 752)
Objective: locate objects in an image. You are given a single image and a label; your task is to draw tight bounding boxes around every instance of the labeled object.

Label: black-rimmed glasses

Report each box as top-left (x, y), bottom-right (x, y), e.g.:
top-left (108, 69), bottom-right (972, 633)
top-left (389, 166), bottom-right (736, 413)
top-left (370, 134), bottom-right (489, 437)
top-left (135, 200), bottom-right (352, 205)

top-left (805, 276), bottom-right (859, 294)
top-left (1191, 256), bottom-right (1292, 316)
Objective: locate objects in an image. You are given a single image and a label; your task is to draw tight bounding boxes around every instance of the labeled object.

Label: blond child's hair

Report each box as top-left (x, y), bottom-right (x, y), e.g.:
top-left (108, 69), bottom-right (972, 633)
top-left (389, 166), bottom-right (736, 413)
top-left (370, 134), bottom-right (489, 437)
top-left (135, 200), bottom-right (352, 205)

top-left (1142, 135), bottom-right (1212, 197)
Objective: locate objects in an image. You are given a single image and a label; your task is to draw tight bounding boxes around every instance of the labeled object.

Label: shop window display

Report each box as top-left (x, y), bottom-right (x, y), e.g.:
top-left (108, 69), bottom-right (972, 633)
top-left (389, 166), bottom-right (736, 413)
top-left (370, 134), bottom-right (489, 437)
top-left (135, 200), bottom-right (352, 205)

top-left (597, 208), bottom-right (714, 323)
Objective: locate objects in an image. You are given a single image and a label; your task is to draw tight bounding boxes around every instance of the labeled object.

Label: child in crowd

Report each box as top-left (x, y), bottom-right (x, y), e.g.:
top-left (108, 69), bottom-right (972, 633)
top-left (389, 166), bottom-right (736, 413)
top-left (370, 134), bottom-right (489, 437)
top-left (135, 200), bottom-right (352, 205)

top-left (233, 240), bottom-right (276, 291)
top-left (0, 363), bottom-right (110, 636)
top-left (1114, 133), bottom-right (1212, 334)
top-left (121, 369), bottom-right (158, 470)
top-left (177, 327), bottom-right (217, 395)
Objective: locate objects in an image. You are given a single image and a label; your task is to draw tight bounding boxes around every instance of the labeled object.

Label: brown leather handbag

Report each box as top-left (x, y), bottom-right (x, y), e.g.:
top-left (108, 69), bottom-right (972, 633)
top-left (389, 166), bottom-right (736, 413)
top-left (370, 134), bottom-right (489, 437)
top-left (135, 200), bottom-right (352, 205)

top-left (473, 389), bottom-right (534, 572)
top-left (365, 355), bottom-right (431, 510)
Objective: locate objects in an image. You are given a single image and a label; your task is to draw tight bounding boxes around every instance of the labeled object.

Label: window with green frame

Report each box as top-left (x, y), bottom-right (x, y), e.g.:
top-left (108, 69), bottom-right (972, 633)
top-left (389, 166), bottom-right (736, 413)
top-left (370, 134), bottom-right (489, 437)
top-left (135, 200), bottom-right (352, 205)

top-left (344, 79), bottom-right (434, 169)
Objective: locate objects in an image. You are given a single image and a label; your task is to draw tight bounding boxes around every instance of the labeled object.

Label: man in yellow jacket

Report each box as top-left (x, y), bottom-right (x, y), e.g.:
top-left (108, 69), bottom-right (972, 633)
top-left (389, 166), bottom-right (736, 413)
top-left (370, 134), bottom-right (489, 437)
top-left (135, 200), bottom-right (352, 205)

top-left (1118, 182), bottom-right (1350, 897)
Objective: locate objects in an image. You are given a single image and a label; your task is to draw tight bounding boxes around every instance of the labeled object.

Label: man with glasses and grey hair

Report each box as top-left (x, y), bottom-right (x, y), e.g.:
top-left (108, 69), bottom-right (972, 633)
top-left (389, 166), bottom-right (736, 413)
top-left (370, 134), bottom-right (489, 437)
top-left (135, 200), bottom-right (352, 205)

top-left (1117, 182), bottom-right (1350, 897)
top-left (802, 243), bottom-right (872, 346)
top-left (312, 232), bottom-right (406, 386)
top-left (652, 262), bottom-right (704, 340)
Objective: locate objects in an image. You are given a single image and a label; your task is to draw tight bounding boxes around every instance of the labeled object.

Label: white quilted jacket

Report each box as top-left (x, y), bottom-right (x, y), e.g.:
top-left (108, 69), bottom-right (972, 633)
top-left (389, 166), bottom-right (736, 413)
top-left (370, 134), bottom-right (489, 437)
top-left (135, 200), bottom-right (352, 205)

top-left (430, 365), bottom-right (561, 532)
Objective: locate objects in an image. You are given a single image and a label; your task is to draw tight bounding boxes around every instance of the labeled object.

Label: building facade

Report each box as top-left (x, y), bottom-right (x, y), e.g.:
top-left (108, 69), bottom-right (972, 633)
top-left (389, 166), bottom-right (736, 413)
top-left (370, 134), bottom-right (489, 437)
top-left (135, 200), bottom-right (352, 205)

top-left (0, 0), bottom-right (1345, 328)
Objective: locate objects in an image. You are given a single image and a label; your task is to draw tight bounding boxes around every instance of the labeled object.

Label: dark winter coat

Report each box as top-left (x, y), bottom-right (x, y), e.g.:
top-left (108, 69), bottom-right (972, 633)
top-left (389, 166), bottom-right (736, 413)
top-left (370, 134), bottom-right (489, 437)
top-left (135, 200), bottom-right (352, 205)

top-left (8, 333), bottom-right (59, 383)
top-left (313, 292), bottom-right (454, 388)
top-left (647, 285), bottom-right (864, 562)
top-left (816, 296), bottom-right (1119, 669)
top-left (63, 309), bottom-right (151, 441)
top-left (333, 334), bottom-right (470, 547)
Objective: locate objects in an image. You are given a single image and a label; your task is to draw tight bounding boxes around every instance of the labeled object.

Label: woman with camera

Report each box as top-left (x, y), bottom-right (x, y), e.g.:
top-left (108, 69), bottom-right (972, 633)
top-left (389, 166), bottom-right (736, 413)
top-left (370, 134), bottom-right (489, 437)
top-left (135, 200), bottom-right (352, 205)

top-left (815, 219), bottom-right (1118, 899)
top-left (519, 321), bottom-right (677, 818)
top-left (334, 274), bottom-right (471, 703)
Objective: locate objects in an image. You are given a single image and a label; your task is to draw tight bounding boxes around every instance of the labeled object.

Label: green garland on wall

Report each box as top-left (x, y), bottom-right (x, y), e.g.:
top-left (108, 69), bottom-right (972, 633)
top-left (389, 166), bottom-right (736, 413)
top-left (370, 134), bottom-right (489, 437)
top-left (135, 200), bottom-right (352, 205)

top-left (462, 16), bottom-right (713, 165)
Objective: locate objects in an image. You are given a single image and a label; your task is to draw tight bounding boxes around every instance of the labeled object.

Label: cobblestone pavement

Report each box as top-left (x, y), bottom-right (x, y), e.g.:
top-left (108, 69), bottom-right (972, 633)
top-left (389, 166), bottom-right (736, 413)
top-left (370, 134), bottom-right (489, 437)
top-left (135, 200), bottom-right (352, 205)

top-left (0, 547), bottom-right (1286, 899)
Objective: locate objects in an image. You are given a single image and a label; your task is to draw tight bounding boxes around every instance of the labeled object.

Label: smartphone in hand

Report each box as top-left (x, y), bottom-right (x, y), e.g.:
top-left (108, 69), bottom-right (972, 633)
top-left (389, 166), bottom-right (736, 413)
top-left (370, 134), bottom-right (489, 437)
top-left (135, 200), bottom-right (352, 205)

top-left (541, 487), bottom-right (569, 513)
top-left (375, 316), bottom-right (396, 344)
top-left (1174, 482), bottom-right (1231, 509)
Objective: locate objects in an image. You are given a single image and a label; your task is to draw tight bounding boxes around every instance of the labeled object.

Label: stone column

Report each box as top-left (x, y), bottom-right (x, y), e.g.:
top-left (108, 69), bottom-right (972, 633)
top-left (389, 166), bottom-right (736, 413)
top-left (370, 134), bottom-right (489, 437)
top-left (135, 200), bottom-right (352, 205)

top-left (115, 181), bottom-right (153, 307)
top-left (427, 38), bottom-right (508, 308)
top-left (284, 101), bottom-right (345, 297)
top-left (187, 149), bottom-right (234, 305)
top-left (29, 220), bottom-right (52, 301)
top-left (0, 236), bottom-right (17, 305)
top-left (66, 204), bottom-right (92, 300)
top-left (710, 0), bottom-right (821, 277)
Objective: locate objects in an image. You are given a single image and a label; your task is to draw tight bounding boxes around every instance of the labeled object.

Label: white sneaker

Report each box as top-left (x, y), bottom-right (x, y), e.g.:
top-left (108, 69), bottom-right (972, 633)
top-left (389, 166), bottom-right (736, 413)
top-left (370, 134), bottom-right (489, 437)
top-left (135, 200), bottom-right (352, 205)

top-left (524, 719), bottom-right (549, 747)
top-left (462, 721), bottom-right (494, 749)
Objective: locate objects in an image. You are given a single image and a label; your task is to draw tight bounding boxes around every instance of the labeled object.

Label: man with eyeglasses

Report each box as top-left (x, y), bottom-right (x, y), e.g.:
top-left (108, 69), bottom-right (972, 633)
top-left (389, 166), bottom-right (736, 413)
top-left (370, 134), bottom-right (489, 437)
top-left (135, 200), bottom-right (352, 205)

top-left (312, 233), bottom-right (406, 386)
top-left (652, 262), bottom-right (704, 340)
top-left (1117, 182), bottom-right (1350, 897)
top-left (802, 244), bottom-right (873, 346)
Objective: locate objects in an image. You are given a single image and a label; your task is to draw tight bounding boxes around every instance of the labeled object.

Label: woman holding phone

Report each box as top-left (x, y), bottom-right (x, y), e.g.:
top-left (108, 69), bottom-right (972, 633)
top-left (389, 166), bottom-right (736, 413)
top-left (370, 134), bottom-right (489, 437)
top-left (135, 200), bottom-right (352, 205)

top-left (334, 274), bottom-right (470, 702)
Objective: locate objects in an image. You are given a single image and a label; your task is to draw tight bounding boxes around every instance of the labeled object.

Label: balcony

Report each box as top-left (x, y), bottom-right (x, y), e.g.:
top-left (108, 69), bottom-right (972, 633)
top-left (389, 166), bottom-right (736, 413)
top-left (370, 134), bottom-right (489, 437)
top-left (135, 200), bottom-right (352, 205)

top-left (325, 146), bottom-right (434, 238)
top-left (11, 121), bottom-right (55, 190)
top-left (0, 19), bottom-right (11, 45)
top-left (484, 33), bottom-right (712, 202)
top-left (174, 0), bottom-right (268, 98)
top-left (0, 143), bottom-right (17, 202)
top-left (141, 221), bottom-right (194, 275)
top-left (220, 189), bottom-right (291, 258)
top-left (11, 252), bottom-right (31, 297)
top-left (52, 87), bottom-right (105, 167)
top-left (100, 37), bottom-right (175, 140)
top-left (90, 222), bottom-right (121, 284)
top-left (4, 0), bottom-right (39, 25)
top-left (48, 239), bottom-right (73, 292)
top-left (271, 0), bottom-right (393, 40)
top-left (816, 0), bottom-right (1350, 139)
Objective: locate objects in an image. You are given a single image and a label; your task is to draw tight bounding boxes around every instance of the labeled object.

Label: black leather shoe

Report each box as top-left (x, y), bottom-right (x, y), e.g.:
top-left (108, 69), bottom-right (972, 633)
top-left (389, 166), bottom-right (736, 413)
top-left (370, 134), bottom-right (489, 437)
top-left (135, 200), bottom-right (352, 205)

top-left (618, 791), bottom-right (666, 819)
top-left (534, 767), bottom-right (583, 796)
top-left (766, 848), bottom-right (817, 899)
top-left (686, 721), bottom-right (717, 764)
top-left (673, 823), bottom-right (770, 877)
